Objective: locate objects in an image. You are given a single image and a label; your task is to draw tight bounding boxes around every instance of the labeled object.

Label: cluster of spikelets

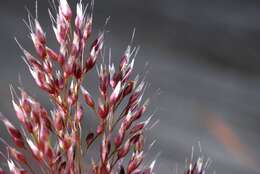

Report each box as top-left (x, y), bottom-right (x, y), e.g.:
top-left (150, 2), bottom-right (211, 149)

top-left (0, 0), bottom-right (208, 174)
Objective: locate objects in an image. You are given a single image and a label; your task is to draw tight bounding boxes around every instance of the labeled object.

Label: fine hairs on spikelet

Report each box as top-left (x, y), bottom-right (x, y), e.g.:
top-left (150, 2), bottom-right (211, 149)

top-left (0, 0), bottom-right (209, 174)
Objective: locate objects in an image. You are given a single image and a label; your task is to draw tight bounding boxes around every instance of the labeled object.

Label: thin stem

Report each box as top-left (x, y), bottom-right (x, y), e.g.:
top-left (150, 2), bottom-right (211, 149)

top-left (85, 134), bottom-right (99, 155)
top-left (25, 162), bottom-right (36, 174)
top-left (110, 157), bottom-right (119, 172)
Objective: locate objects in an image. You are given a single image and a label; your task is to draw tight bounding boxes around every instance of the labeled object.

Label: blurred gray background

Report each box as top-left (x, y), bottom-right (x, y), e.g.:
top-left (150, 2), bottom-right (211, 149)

top-left (0, 0), bottom-right (260, 173)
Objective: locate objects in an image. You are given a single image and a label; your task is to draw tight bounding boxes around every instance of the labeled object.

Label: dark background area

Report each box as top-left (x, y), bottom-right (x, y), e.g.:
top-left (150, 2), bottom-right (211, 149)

top-left (0, 0), bottom-right (260, 173)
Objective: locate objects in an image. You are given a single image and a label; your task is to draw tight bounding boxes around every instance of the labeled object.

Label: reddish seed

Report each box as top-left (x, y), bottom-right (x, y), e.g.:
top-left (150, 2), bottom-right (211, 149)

top-left (2, 118), bottom-right (22, 140)
top-left (133, 106), bottom-right (146, 121)
top-left (27, 139), bottom-right (43, 161)
top-left (59, 0), bottom-right (72, 20)
top-left (130, 123), bottom-right (144, 134)
top-left (12, 101), bottom-right (25, 124)
top-left (81, 86), bottom-right (95, 109)
top-left (39, 121), bottom-right (49, 141)
top-left (74, 64), bottom-right (82, 79)
top-left (123, 81), bottom-right (134, 97)
top-left (19, 170), bottom-right (28, 174)
top-left (43, 59), bottom-right (53, 74)
top-left (130, 134), bottom-right (141, 144)
top-left (117, 140), bottom-right (131, 159)
top-left (83, 16), bottom-right (92, 41)
top-left (54, 112), bottom-right (64, 131)
top-left (127, 159), bottom-right (139, 174)
top-left (20, 91), bottom-right (32, 113)
top-left (60, 135), bottom-right (72, 150)
top-left (44, 144), bottom-right (53, 162)
top-left (135, 137), bottom-right (144, 152)
top-left (21, 99), bottom-right (31, 114)
top-left (22, 49), bottom-right (43, 71)
top-left (119, 56), bottom-right (128, 72)
top-left (119, 166), bottom-right (125, 174)
top-left (35, 20), bottom-right (46, 45)
top-left (109, 81), bottom-right (121, 105)
top-left (63, 63), bottom-right (74, 79)
top-left (46, 47), bottom-right (59, 62)
top-left (96, 121), bottom-right (105, 135)
top-left (14, 138), bottom-right (25, 149)
top-left (100, 136), bottom-right (110, 162)
top-left (31, 33), bottom-right (47, 59)
top-left (9, 147), bottom-right (27, 164)
top-left (114, 133), bottom-right (124, 148)
top-left (86, 132), bottom-right (94, 146)
top-left (85, 57), bottom-right (95, 72)
top-left (76, 104), bottom-right (84, 122)
top-left (0, 168), bottom-right (5, 174)
top-left (97, 101), bottom-right (109, 119)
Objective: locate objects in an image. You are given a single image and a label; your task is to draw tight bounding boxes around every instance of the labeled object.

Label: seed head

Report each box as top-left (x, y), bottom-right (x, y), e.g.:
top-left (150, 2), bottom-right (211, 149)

top-left (0, 0), bottom-right (211, 173)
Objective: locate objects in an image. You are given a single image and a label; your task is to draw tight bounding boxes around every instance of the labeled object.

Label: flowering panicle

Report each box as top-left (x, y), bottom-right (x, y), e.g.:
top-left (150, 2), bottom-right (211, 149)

top-left (184, 156), bottom-right (210, 174)
top-left (0, 0), bottom-right (156, 173)
top-left (0, 0), bottom-right (210, 174)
